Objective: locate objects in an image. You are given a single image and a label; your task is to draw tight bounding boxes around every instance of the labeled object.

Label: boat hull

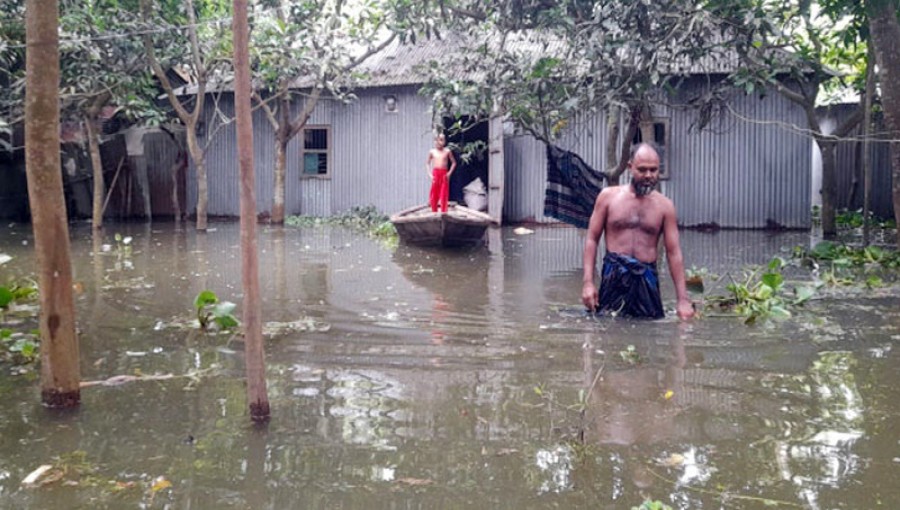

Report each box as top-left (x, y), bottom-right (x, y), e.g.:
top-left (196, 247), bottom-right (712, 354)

top-left (390, 204), bottom-right (494, 247)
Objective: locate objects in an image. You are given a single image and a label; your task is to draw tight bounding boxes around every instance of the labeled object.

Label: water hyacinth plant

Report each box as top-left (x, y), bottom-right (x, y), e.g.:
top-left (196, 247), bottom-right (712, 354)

top-left (194, 290), bottom-right (240, 332)
top-left (705, 257), bottom-right (817, 324)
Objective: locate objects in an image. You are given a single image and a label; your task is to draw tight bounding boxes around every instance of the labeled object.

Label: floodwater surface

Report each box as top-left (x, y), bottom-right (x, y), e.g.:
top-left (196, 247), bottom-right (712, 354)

top-left (0, 222), bottom-right (898, 509)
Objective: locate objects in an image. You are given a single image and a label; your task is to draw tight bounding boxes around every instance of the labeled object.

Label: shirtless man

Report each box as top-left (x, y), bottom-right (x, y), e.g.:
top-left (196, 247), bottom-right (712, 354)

top-left (425, 133), bottom-right (457, 213)
top-left (582, 143), bottom-right (694, 320)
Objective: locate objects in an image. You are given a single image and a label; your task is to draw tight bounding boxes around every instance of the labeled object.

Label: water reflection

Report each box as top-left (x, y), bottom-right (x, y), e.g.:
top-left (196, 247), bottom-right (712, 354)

top-left (0, 222), bottom-right (898, 508)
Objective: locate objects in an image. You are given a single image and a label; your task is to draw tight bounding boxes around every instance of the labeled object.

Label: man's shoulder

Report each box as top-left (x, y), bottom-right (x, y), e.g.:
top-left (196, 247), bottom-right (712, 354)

top-left (649, 191), bottom-right (676, 212)
top-left (600, 185), bottom-right (627, 197)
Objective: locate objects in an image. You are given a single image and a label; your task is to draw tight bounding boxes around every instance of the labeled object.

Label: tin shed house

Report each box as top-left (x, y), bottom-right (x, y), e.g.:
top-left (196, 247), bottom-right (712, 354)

top-left (184, 38), bottom-right (812, 229)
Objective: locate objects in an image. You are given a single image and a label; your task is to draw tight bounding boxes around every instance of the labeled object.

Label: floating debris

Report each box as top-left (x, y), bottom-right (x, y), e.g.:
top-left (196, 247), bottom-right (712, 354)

top-left (263, 318), bottom-right (332, 336)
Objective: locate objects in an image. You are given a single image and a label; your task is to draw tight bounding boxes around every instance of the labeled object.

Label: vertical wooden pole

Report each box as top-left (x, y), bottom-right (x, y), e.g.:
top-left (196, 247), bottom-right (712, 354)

top-left (863, 54), bottom-right (875, 246)
top-left (233, 0), bottom-right (270, 421)
top-left (25, 0), bottom-right (81, 407)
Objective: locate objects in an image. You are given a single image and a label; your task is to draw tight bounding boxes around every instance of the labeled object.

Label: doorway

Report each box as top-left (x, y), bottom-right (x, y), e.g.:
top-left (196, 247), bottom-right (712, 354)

top-left (443, 116), bottom-right (489, 207)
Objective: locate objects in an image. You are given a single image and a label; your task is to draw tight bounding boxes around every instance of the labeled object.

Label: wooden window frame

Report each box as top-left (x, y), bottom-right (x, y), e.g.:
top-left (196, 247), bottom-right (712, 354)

top-left (300, 125), bottom-right (331, 179)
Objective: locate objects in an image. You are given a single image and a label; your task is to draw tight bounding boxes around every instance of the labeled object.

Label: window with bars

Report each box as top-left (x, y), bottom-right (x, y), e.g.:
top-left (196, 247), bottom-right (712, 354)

top-left (302, 126), bottom-right (330, 177)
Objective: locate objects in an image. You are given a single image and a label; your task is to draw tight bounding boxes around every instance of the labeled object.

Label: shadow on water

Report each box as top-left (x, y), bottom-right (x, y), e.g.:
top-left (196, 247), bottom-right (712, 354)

top-left (0, 221), bottom-right (898, 508)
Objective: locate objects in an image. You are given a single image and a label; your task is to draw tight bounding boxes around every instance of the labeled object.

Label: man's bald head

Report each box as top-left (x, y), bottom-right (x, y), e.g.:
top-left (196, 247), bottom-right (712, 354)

top-left (629, 142), bottom-right (660, 162)
top-left (628, 142), bottom-right (660, 197)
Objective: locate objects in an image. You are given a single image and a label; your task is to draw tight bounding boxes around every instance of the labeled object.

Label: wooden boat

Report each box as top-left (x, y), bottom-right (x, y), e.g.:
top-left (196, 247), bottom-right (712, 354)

top-left (390, 203), bottom-right (495, 247)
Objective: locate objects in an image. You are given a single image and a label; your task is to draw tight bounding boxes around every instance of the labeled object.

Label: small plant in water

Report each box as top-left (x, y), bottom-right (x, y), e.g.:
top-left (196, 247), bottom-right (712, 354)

top-left (619, 344), bottom-right (641, 364)
top-left (194, 290), bottom-right (239, 332)
top-left (0, 279), bottom-right (37, 309)
top-left (632, 500), bottom-right (673, 510)
top-left (835, 208), bottom-right (897, 229)
top-left (685, 265), bottom-right (714, 294)
top-left (114, 233), bottom-right (133, 256)
top-left (286, 205), bottom-right (398, 244)
top-left (705, 257), bottom-right (816, 324)
top-left (798, 241), bottom-right (900, 269)
top-left (1, 328), bottom-right (40, 367)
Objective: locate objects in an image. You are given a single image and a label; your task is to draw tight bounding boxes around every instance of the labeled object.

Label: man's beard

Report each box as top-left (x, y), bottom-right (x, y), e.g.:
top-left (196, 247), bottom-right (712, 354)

top-left (632, 179), bottom-right (656, 197)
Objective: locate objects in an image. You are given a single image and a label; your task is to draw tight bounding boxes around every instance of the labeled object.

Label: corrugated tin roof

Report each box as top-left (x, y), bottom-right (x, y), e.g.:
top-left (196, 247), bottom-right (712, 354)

top-left (175, 30), bottom-right (808, 95)
top-left (347, 32), bottom-right (745, 89)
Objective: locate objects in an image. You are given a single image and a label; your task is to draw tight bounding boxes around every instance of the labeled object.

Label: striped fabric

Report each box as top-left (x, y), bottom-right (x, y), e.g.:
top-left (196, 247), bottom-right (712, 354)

top-left (543, 145), bottom-right (606, 228)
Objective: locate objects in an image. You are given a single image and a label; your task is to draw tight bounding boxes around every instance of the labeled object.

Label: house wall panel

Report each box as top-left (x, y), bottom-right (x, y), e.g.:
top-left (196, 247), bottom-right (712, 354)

top-left (330, 86), bottom-right (434, 215)
top-left (189, 86), bottom-right (432, 218)
top-left (821, 104), bottom-right (894, 219)
top-left (504, 78), bottom-right (812, 229)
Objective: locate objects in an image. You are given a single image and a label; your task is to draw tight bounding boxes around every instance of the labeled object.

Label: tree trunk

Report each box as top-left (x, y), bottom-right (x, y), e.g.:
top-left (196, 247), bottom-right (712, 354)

top-left (863, 55), bottom-right (876, 246)
top-left (24, 0), bottom-right (81, 407)
top-left (604, 104), bottom-right (642, 184)
top-left (867, 0), bottom-right (900, 248)
top-left (818, 139), bottom-right (838, 237)
top-left (233, 0), bottom-right (270, 422)
top-left (84, 116), bottom-right (104, 230)
top-left (186, 128), bottom-right (208, 231)
top-left (847, 132), bottom-right (861, 207)
top-left (170, 150), bottom-right (185, 223)
top-left (605, 106), bottom-right (621, 186)
top-left (272, 137), bottom-right (287, 224)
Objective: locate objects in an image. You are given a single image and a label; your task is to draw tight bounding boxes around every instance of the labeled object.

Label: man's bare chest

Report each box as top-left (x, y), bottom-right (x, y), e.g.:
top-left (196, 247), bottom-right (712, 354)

top-left (607, 205), bottom-right (661, 235)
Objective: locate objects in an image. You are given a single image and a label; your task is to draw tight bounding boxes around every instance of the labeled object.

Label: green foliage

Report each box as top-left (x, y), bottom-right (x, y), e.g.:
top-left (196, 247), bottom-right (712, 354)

top-left (707, 257), bottom-right (817, 324)
top-left (113, 233), bottom-right (133, 257)
top-left (632, 500), bottom-right (673, 510)
top-left (286, 206), bottom-right (398, 242)
top-left (835, 209), bottom-right (896, 229)
top-left (685, 265), bottom-right (715, 294)
top-left (799, 241), bottom-right (900, 269)
top-left (0, 279), bottom-right (37, 309)
top-left (194, 290), bottom-right (239, 332)
top-left (619, 344), bottom-right (640, 365)
top-left (419, 0), bottom-right (726, 144)
top-left (1, 328), bottom-right (40, 366)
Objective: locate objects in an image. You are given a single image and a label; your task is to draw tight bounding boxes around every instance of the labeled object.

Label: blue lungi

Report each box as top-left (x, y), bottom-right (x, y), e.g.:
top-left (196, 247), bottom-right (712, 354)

top-left (597, 251), bottom-right (665, 319)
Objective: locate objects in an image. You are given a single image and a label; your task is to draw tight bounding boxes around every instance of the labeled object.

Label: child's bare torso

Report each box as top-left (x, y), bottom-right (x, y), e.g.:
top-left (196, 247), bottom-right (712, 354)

top-left (430, 148), bottom-right (452, 170)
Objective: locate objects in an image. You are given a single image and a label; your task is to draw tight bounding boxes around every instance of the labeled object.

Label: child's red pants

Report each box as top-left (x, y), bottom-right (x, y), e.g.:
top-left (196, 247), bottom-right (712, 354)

top-left (429, 168), bottom-right (449, 212)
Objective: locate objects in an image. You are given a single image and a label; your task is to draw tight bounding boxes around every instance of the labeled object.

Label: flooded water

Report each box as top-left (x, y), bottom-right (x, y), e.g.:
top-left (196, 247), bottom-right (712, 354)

top-left (1, 221), bottom-right (898, 509)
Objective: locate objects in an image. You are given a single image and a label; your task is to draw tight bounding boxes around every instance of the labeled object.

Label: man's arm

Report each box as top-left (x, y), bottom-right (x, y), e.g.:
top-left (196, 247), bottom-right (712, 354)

top-left (425, 150), bottom-right (433, 177)
top-left (662, 200), bottom-right (694, 320)
top-left (582, 188), bottom-right (609, 310)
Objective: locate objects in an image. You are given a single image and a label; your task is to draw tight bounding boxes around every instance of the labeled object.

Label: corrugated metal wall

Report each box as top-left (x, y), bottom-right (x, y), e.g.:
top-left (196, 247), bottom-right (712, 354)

top-left (503, 135), bottom-right (549, 223)
top-left (503, 111), bottom-right (610, 224)
top-left (330, 86), bottom-right (434, 214)
top-left (192, 78), bottom-right (815, 228)
top-left (143, 129), bottom-right (186, 218)
top-left (189, 85), bottom-right (434, 217)
top-left (503, 77), bottom-right (812, 228)
top-left (820, 104), bottom-right (894, 219)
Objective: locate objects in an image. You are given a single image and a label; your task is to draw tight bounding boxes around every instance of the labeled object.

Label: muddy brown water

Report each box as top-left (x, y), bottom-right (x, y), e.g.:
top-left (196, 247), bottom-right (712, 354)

top-left (0, 221), bottom-right (898, 509)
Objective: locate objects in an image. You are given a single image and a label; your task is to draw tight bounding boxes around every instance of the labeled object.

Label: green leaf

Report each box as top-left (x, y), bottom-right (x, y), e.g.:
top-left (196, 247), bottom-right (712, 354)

top-left (0, 287), bottom-right (12, 308)
top-left (755, 284), bottom-right (774, 300)
top-left (213, 301), bottom-right (237, 317)
top-left (793, 286), bottom-right (815, 304)
top-left (214, 315), bottom-right (239, 330)
top-left (761, 272), bottom-right (783, 289)
top-left (865, 275), bottom-right (884, 289)
top-left (767, 257), bottom-right (785, 271)
top-left (768, 305), bottom-right (791, 319)
top-left (194, 290), bottom-right (218, 310)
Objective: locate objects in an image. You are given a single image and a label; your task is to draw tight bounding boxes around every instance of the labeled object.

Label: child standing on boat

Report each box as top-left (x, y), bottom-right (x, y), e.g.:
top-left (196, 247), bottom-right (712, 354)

top-left (426, 133), bottom-right (457, 213)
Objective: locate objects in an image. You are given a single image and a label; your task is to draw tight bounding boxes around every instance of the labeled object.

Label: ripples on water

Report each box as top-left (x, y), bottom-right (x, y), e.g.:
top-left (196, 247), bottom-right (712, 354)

top-left (0, 222), bottom-right (897, 509)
